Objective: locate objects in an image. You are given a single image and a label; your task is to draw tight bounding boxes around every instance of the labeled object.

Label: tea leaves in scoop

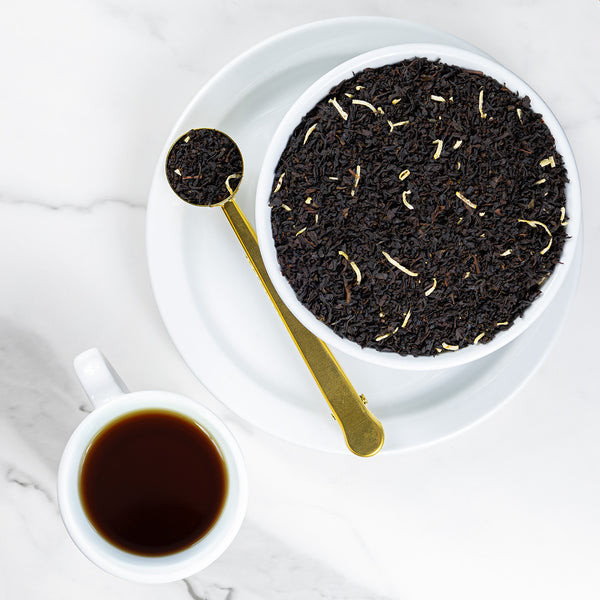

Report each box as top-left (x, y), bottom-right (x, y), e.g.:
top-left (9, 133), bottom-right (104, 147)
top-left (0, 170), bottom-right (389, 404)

top-left (166, 128), bottom-right (243, 206)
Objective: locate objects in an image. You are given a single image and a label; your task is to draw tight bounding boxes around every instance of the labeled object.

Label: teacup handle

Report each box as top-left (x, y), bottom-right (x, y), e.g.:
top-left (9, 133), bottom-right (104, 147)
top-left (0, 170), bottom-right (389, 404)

top-left (74, 348), bottom-right (129, 408)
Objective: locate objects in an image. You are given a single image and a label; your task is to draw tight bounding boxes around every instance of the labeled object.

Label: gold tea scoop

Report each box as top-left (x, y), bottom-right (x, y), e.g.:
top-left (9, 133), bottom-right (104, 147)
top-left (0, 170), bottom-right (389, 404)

top-left (165, 128), bottom-right (384, 457)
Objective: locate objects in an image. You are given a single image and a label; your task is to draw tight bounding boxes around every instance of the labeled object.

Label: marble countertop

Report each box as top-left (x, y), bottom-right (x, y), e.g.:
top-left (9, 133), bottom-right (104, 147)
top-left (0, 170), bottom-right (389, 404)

top-left (1, 1), bottom-right (599, 598)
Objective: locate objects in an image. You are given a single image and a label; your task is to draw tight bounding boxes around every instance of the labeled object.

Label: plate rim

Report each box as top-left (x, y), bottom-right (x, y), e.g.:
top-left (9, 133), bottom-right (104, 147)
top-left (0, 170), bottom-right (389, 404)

top-left (146, 17), bottom-right (582, 454)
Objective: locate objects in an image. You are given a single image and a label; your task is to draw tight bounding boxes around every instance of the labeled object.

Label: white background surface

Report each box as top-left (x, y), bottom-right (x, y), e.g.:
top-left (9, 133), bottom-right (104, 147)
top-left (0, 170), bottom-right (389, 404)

top-left (0, 1), bottom-right (598, 599)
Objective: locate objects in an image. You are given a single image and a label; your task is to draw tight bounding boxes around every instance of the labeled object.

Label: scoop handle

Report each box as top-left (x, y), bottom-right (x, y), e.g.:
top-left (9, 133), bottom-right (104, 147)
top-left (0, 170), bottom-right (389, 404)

top-left (221, 200), bottom-right (384, 457)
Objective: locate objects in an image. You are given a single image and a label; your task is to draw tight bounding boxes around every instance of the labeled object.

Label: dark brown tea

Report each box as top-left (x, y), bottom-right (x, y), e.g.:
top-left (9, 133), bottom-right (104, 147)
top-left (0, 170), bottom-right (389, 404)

top-left (79, 410), bottom-right (227, 557)
top-left (165, 128), bottom-right (243, 206)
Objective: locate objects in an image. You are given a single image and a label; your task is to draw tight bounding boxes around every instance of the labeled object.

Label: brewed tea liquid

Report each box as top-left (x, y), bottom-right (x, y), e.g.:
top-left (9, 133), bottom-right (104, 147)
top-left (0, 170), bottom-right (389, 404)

top-left (80, 410), bottom-right (227, 556)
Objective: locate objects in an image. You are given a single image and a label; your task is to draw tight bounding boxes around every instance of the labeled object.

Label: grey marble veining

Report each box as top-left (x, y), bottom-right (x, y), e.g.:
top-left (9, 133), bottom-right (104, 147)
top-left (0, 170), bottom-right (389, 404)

top-left (182, 522), bottom-right (395, 600)
top-left (0, 320), bottom-right (85, 471)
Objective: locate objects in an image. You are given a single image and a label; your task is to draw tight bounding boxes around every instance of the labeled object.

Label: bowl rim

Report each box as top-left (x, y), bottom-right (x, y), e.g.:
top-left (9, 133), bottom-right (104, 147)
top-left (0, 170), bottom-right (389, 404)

top-left (255, 43), bottom-right (581, 370)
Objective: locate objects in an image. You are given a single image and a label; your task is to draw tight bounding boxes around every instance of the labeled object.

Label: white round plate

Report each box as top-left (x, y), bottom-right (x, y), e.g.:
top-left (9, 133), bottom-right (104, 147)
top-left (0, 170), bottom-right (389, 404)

top-left (146, 17), bottom-right (582, 453)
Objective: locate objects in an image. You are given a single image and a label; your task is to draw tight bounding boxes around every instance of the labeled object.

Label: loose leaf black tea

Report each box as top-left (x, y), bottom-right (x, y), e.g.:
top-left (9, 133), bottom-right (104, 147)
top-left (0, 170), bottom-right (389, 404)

top-left (166, 128), bottom-right (243, 205)
top-left (80, 410), bottom-right (227, 556)
top-left (269, 58), bottom-right (569, 356)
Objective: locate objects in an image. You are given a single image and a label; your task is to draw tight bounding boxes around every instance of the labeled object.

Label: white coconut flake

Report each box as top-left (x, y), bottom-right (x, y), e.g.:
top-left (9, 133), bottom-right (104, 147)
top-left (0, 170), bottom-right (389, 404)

top-left (442, 342), bottom-right (459, 351)
top-left (424, 278), bottom-right (437, 296)
top-left (539, 156), bottom-right (556, 168)
top-left (303, 123), bottom-right (317, 145)
top-left (455, 191), bottom-right (477, 209)
top-left (273, 172), bottom-right (285, 193)
top-left (398, 169), bottom-right (410, 181)
top-left (560, 206), bottom-right (569, 226)
top-left (478, 89), bottom-right (487, 119)
top-left (518, 219), bottom-right (553, 254)
top-left (350, 261), bottom-right (362, 285)
top-left (381, 251), bottom-right (419, 276)
top-left (401, 309), bottom-right (411, 328)
top-left (388, 119), bottom-right (409, 132)
top-left (351, 165), bottom-right (361, 197)
top-left (375, 332), bottom-right (392, 342)
top-left (328, 97), bottom-right (348, 121)
top-left (225, 173), bottom-right (242, 195)
top-left (473, 332), bottom-right (485, 344)
top-left (433, 139), bottom-right (443, 160)
top-left (402, 190), bottom-right (414, 210)
top-left (352, 99), bottom-right (379, 114)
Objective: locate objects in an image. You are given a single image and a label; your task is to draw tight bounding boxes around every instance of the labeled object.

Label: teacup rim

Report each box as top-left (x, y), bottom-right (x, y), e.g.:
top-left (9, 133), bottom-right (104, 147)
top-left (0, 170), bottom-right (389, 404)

top-left (57, 391), bottom-right (248, 583)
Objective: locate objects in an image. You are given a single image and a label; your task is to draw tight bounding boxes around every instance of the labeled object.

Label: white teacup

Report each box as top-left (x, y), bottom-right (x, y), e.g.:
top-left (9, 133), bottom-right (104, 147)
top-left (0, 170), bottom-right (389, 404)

top-left (57, 348), bottom-right (247, 583)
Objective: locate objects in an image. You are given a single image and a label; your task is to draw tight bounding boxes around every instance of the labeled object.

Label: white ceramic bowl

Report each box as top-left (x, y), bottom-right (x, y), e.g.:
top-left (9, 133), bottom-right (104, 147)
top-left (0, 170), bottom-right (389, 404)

top-left (255, 44), bottom-right (581, 370)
